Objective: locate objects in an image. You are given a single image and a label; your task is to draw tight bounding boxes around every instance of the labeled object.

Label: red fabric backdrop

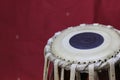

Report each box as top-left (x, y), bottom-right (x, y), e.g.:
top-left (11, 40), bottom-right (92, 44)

top-left (0, 0), bottom-right (120, 80)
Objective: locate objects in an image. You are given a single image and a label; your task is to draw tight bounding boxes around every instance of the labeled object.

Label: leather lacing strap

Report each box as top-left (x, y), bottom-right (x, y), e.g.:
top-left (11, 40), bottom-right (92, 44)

top-left (60, 62), bottom-right (72, 80)
top-left (116, 53), bottom-right (120, 68)
top-left (70, 64), bottom-right (77, 80)
top-left (54, 59), bottom-right (61, 80)
top-left (88, 64), bottom-right (99, 80)
top-left (43, 53), bottom-right (51, 80)
top-left (76, 71), bottom-right (81, 80)
top-left (108, 59), bottom-right (116, 80)
top-left (60, 68), bottom-right (64, 80)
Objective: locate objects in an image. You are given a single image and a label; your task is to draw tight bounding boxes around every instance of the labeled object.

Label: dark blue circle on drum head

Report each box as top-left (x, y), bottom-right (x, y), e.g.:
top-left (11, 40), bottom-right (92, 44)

top-left (69, 32), bottom-right (104, 49)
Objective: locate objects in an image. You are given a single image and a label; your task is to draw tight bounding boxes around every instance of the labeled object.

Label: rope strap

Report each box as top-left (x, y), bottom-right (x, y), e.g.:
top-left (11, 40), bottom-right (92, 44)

top-left (70, 64), bottom-right (77, 80)
top-left (60, 68), bottom-right (64, 80)
top-left (88, 64), bottom-right (96, 80)
top-left (76, 71), bottom-right (81, 80)
top-left (60, 61), bottom-right (72, 80)
top-left (43, 53), bottom-right (51, 80)
top-left (108, 59), bottom-right (116, 80)
top-left (54, 59), bottom-right (61, 80)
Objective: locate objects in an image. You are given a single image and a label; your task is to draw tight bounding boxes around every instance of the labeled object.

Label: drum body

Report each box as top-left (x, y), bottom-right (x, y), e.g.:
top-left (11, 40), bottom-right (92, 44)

top-left (43, 24), bottom-right (120, 80)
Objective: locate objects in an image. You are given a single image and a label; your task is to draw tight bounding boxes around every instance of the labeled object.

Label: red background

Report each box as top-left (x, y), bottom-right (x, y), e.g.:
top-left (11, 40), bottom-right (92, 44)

top-left (0, 0), bottom-right (120, 80)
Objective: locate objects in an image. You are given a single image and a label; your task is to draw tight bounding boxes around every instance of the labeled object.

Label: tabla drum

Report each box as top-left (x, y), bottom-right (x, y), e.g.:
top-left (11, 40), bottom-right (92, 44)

top-left (43, 23), bottom-right (120, 80)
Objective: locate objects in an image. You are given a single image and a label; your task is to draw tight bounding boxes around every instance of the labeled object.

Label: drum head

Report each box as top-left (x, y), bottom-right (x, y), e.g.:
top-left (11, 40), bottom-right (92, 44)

top-left (51, 24), bottom-right (120, 64)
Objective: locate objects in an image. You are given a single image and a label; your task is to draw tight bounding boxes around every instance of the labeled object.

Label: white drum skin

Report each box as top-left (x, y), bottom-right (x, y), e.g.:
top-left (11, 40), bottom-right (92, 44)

top-left (52, 24), bottom-right (120, 64)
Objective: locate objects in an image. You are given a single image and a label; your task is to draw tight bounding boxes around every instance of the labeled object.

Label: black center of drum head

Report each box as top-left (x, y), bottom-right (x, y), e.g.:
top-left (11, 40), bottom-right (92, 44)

top-left (69, 32), bottom-right (104, 49)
